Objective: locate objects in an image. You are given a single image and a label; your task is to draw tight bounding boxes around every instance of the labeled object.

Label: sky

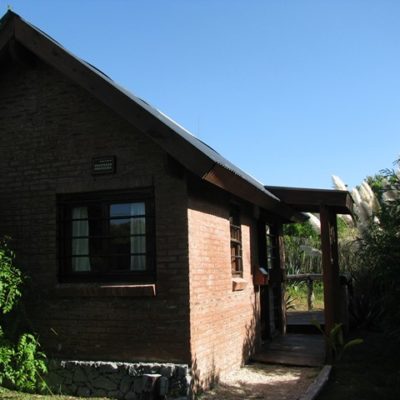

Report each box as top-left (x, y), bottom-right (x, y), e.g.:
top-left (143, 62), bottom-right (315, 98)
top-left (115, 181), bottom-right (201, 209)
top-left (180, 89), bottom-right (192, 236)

top-left (2, 0), bottom-right (400, 189)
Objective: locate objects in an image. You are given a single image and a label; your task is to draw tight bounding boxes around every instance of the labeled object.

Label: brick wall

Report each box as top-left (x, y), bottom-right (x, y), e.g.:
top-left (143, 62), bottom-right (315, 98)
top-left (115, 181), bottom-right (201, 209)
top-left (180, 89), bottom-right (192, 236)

top-left (187, 180), bottom-right (261, 389)
top-left (0, 55), bottom-right (190, 363)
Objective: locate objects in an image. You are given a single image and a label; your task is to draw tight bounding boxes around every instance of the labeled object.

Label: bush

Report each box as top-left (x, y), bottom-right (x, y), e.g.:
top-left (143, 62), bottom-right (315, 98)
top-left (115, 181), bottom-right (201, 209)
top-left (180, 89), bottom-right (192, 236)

top-left (0, 239), bottom-right (48, 392)
top-left (350, 161), bottom-right (400, 334)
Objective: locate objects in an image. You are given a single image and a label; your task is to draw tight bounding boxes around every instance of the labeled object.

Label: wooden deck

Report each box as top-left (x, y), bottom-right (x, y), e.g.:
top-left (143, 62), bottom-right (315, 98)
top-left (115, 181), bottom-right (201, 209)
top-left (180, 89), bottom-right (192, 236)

top-left (253, 334), bottom-right (326, 367)
top-left (287, 310), bottom-right (324, 325)
top-left (287, 310), bottom-right (325, 334)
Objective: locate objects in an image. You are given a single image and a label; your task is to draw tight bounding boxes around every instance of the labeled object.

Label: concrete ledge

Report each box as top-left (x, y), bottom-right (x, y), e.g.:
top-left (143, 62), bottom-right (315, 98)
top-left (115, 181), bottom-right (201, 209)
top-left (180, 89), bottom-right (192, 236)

top-left (232, 277), bottom-right (247, 291)
top-left (298, 365), bottom-right (332, 400)
top-left (54, 283), bottom-right (156, 297)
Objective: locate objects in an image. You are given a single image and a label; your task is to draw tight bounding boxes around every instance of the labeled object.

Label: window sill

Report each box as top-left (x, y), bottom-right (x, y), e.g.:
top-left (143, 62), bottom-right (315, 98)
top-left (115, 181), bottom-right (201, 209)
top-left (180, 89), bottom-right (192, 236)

top-left (53, 283), bottom-right (156, 297)
top-left (232, 277), bottom-right (247, 291)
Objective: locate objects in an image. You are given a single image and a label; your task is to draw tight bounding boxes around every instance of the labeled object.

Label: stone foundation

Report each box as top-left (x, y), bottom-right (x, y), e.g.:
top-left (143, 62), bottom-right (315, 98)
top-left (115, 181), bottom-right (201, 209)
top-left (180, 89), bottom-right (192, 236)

top-left (47, 360), bottom-right (192, 399)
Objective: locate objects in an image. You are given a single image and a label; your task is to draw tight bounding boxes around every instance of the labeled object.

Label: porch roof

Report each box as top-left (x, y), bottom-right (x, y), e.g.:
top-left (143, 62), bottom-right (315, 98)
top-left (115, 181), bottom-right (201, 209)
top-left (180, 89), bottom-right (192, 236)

top-left (264, 186), bottom-right (354, 215)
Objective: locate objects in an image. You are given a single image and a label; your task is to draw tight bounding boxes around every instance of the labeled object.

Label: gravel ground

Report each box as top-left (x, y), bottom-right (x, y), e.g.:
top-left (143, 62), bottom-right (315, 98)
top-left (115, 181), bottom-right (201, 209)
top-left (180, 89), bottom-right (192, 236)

top-left (197, 363), bottom-right (319, 400)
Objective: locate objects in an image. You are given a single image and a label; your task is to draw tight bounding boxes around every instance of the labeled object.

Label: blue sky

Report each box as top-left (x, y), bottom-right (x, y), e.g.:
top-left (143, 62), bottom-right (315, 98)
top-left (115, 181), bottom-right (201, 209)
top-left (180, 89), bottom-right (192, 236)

top-left (3, 0), bottom-right (400, 189)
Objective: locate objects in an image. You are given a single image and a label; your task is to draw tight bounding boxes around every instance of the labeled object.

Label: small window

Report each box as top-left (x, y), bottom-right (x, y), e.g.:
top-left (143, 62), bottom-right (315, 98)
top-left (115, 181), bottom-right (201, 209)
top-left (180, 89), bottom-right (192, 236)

top-left (230, 207), bottom-right (243, 276)
top-left (58, 189), bottom-right (155, 283)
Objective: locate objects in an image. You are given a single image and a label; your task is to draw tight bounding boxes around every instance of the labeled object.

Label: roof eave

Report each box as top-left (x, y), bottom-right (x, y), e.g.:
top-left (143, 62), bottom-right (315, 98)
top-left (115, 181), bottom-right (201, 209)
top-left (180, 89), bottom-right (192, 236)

top-left (205, 166), bottom-right (308, 222)
top-left (265, 185), bottom-right (354, 216)
top-left (9, 14), bottom-right (215, 178)
top-left (0, 11), bottom-right (15, 52)
top-left (1, 12), bottom-right (307, 221)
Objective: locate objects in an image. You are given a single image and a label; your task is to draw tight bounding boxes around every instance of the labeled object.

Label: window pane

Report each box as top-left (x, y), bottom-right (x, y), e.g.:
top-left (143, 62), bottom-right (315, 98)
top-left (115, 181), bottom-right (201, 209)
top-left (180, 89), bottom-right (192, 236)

top-left (72, 207), bottom-right (89, 236)
top-left (131, 217), bottom-right (145, 235)
top-left (72, 256), bottom-right (91, 272)
top-left (110, 203), bottom-right (131, 217)
top-left (110, 254), bottom-right (130, 271)
top-left (110, 218), bottom-right (131, 236)
top-left (110, 202), bottom-right (145, 217)
top-left (71, 207), bottom-right (90, 271)
top-left (230, 225), bottom-right (240, 242)
top-left (72, 238), bottom-right (89, 255)
top-left (131, 255), bottom-right (146, 271)
top-left (131, 236), bottom-right (146, 254)
top-left (110, 236), bottom-right (130, 255)
top-left (130, 202), bottom-right (145, 216)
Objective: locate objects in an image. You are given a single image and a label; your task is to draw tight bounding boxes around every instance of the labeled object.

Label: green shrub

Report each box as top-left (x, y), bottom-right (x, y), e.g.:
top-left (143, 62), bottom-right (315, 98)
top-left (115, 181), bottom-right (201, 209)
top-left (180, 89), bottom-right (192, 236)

top-left (0, 239), bottom-right (48, 393)
top-left (0, 241), bottom-right (22, 314)
top-left (350, 161), bottom-right (400, 334)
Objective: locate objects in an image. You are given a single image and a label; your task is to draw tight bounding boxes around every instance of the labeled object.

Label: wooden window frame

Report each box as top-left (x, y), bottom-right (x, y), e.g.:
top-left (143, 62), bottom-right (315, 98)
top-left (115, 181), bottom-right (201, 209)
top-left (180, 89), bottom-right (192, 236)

top-left (230, 206), bottom-right (243, 277)
top-left (57, 188), bottom-right (155, 283)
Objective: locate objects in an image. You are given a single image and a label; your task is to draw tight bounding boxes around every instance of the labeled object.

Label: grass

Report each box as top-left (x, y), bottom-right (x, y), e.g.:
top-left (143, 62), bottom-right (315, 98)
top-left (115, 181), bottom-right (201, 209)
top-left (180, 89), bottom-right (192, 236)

top-left (286, 281), bottom-right (324, 311)
top-left (318, 330), bottom-right (400, 400)
top-left (0, 387), bottom-right (110, 399)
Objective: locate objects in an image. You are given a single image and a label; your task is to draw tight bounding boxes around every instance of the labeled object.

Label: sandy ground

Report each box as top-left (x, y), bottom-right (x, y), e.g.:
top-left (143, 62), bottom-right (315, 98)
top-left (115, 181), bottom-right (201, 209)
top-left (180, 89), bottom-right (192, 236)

top-left (197, 363), bottom-right (319, 400)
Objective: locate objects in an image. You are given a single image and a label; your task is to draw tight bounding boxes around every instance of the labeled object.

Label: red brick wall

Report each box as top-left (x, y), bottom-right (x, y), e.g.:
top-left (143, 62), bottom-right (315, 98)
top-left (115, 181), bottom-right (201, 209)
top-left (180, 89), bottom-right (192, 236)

top-left (187, 180), bottom-right (261, 389)
top-left (0, 55), bottom-right (190, 363)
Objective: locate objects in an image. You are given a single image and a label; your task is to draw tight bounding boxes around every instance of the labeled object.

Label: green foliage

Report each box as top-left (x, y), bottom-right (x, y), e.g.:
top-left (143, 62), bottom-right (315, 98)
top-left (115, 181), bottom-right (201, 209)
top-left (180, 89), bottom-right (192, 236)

top-left (12, 334), bottom-right (47, 392)
top-left (284, 291), bottom-right (296, 311)
top-left (283, 221), bottom-right (318, 239)
top-left (0, 241), bottom-right (23, 314)
top-left (312, 320), bottom-right (363, 362)
top-left (286, 281), bottom-right (324, 311)
top-left (350, 160), bottom-right (400, 334)
top-left (348, 269), bottom-right (384, 329)
top-left (0, 330), bottom-right (47, 392)
top-left (284, 235), bottom-right (321, 275)
top-left (284, 221), bottom-right (322, 275)
top-left (0, 239), bottom-right (48, 393)
top-left (336, 217), bottom-right (352, 239)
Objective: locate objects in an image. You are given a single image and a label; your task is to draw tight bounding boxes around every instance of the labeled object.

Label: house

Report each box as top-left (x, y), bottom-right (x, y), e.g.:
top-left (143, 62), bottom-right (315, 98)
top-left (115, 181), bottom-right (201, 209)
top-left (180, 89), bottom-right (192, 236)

top-left (0, 11), bottom-right (351, 399)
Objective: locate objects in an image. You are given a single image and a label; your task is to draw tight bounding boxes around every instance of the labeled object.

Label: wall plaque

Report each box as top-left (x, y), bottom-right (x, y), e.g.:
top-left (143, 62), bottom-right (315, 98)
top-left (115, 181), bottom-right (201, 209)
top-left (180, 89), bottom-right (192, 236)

top-left (92, 156), bottom-right (116, 175)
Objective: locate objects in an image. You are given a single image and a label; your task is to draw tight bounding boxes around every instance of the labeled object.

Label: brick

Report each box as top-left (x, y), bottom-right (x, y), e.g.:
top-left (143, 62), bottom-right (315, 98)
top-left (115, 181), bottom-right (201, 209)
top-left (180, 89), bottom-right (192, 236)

top-left (0, 56), bottom-right (190, 363)
top-left (188, 186), bottom-right (261, 389)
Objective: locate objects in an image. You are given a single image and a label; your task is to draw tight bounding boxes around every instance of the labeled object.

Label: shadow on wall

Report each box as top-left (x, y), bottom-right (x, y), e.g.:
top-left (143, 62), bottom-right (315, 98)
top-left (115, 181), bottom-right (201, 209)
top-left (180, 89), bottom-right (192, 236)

top-left (241, 295), bottom-right (260, 365)
top-left (191, 356), bottom-right (219, 397)
top-left (191, 294), bottom-right (261, 396)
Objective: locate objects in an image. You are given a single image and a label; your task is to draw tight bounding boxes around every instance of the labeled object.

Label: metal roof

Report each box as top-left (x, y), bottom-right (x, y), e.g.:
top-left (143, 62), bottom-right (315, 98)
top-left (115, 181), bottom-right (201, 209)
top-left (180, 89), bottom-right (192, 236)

top-left (1, 11), bottom-right (309, 221)
top-left (10, 12), bottom-right (279, 202)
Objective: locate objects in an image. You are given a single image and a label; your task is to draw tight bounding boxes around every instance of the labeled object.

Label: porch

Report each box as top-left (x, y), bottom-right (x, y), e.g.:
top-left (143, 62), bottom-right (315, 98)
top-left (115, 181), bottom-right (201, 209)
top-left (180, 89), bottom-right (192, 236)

top-left (252, 333), bottom-right (325, 367)
top-left (257, 186), bottom-right (353, 366)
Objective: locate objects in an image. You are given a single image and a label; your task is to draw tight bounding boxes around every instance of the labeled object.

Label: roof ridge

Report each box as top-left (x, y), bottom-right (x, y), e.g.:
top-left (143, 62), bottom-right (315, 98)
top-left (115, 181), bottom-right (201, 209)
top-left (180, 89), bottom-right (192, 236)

top-left (0, 11), bottom-right (305, 222)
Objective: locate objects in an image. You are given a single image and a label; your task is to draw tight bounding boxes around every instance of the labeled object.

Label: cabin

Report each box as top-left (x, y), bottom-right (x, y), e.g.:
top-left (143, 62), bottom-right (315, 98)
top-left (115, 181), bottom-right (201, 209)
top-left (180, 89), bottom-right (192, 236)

top-left (0, 11), bottom-right (352, 399)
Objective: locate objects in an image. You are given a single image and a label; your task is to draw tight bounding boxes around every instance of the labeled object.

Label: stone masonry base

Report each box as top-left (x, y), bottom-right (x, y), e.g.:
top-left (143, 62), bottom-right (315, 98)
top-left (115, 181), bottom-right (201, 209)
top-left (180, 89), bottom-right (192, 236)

top-left (47, 360), bottom-right (192, 400)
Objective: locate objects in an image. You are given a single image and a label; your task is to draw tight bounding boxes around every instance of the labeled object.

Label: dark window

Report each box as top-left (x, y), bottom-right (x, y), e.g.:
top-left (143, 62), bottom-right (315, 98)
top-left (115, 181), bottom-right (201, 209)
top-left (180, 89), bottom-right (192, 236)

top-left (230, 207), bottom-right (242, 276)
top-left (58, 189), bottom-right (155, 283)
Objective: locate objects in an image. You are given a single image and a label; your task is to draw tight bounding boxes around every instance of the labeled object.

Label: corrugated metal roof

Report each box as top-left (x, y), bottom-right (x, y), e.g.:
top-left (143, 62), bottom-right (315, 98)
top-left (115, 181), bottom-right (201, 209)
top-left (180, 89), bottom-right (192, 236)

top-left (17, 13), bottom-right (279, 202)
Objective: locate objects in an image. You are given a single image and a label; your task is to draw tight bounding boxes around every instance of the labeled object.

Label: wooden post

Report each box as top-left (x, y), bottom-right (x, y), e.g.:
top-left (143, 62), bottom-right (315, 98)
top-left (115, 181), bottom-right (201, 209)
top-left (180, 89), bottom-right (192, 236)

top-left (276, 224), bottom-right (287, 335)
top-left (306, 278), bottom-right (313, 311)
top-left (320, 205), bottom-right (341, 335)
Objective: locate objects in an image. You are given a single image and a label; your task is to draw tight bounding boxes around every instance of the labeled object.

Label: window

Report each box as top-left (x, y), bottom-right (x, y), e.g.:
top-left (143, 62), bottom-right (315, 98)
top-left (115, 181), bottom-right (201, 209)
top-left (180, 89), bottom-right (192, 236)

top-left (230, 206), bottom-right (242, 276)
top-left (58, 189), bottom-right (155, 283)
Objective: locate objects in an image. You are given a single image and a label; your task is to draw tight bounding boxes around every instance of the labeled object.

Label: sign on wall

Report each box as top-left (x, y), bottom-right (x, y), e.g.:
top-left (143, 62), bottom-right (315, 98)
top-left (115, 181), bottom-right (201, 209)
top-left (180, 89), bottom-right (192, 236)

top-left (91, 156), bottom-right (116, 175)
